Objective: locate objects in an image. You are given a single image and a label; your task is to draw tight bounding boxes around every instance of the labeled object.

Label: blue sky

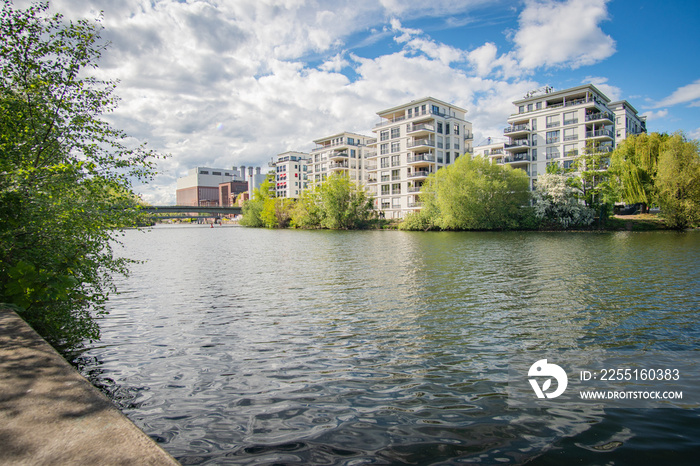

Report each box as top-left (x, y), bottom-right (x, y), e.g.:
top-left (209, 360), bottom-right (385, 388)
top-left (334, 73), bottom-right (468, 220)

top-left (17, 0), bottom-right (700, 203)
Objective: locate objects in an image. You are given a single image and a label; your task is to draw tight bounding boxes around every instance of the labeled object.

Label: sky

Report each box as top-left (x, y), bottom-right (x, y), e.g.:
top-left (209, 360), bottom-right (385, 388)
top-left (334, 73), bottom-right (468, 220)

top-left (14, 0), bottom-right (700, 204)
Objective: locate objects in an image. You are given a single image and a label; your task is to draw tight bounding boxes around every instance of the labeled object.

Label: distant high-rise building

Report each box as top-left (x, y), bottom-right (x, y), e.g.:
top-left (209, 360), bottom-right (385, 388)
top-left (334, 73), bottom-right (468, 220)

top-left (269, 151), bottom-right (310, 198)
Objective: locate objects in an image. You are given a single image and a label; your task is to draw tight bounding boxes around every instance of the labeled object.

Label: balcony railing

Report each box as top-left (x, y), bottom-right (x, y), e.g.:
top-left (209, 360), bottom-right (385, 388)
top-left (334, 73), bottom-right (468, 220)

top-left (408, 170), bottom-right (430, 178)
top-left (563, 135), bottom-right (578, 141)
top-left (503, 154), bottom-right (531, 163)
top-left (408, 186), bottom-right (423, 193)
top-left (505, 140), bottom-right (529, 148)
top-left (563, 118), bottom-right (579, 125)
top-left (328, 162), bottom-right (349, 169)
top-left (585, 129), bottom-right (614, 139)
top-left (408, 138), bottom-right (436, 148)
top-left (585, 112), bottom-right (613, 122)
top-left (504, 124), bottom-right (530, 134)
top-left (407, 123), bottom-right (435, 133)
top-left (407, 153), bottom-right (435, 163)
top-left (407, 201), bottom-right (423, 208)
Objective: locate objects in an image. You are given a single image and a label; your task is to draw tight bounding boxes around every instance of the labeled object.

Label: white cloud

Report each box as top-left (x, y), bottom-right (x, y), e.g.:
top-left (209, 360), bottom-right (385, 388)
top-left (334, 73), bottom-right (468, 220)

top-left (690, 128), bottom-right (700, 140)
top-left (9, 0), bottom-right (545, 204)
top-left (642, 109), bottom-right (669, 121)
top-left (655, 79), bottom-right (700, 107)
top-left (513, 0), bottom-right (616, 69)
top-left (582, 76), bottom-right (621, 101)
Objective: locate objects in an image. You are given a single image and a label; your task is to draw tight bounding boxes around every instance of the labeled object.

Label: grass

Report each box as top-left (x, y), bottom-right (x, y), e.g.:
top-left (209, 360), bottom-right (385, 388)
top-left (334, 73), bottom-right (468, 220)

top-left (605, 213), bottom-right (669, 231)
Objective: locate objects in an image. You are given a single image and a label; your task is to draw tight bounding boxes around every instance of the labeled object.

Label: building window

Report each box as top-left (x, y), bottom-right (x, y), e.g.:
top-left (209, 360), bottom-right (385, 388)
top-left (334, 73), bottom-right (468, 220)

top-left (380, 131), bottom-right (389, 141)
top-left (392, 183), bottom-right (401, 194)
top-left (391, 142), bottom-right (400, 153)
top-left (437, 122), bottom-right (443, 134)
top-left (380, 157), bottom-right (389, 168)
top-left (391, 155), bottom-right (400, 167)
top-left (381, 184), bottom-right (390, 195)
top-left (563, 128), bottom-right (577, 141)
top-left (546, 146), bottom-right (559, 159)
top-left (546, 130), bottom-right (560, 144)
top-left (519, 105), bottom-right (525, 113)
top-left (199, 170), bottom-right (209, 174)
top-left (391, 169), bottom-right (400, 181)
top-left (446, 153), bottom-right (451, 164)
top-left (564, 144), bottom-right (577, 157)
top-left (380, 143), bottom-right (389, 155)
top-left (381, 199), bottom-right (391, 209)
top-left (445, 124), bottom-right (450, 135)
top-left (391, 127), bottom-right (400, 139)
top-left (432, 104), bottom-right (439, 114)
top-left (392, 197), bottom-right (401, 208)
top-left (527, 103), bottom-right (533, 112)
top-left (381, 171), bottom-right (390, 182)
top-left (536, 102), bottom-right (542, 110)
top-left (546, 115), bottom-right (560, 128)
top-left (531, 149), bottom-right (537, 160)
top-left (407, 108), bottom-right (412, 118)
top-left (453, 124), bottom-right (460, 135)
top-left (563, 111), bottom-right (578, 125)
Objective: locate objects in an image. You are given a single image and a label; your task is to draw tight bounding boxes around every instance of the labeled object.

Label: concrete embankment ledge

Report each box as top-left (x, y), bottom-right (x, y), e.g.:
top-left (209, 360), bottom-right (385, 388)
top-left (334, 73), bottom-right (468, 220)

top-left (0, 308), bottom-right (180, 465)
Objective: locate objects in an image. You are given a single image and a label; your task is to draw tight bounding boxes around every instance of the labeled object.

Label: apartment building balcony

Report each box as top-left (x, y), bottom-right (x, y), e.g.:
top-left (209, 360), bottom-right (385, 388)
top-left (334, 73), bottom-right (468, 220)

top-left (408, 185), bottom-right (423, 193)
top-left (502, 154), bottom-right (531, 164)
top-left (374, 115), bottom-right (406, 128)
top-left (407, 153), bottom-right (435, 166)
top-left (328, 161), bottom-right (349, 171)
top-left (504, 139), bottom-right (529, 152)
top-left (365, 151), bottom-right (378, 159)
top-left (328, 151), bottom-right (349, 161)
top-left (407, 138), bottom-right (436, 151)
top-left (563, 150), bottom-right (579, 158)
top-left (504, 124), bottom-right (530, 137)
top-left (408, 170), bottom-right (430, 180)
top-left (407, 123), bottom-right (435, 136)
top-left (366, 177), bottom-right (378, 185)
top-left (407, 201), bottom-right (423, 208)
top-left (585, 129), bottom-right (614, 140)
top-left (585, 111), bottom-right (614, 123)
top-left (365, 162), bottom-right (378, 171)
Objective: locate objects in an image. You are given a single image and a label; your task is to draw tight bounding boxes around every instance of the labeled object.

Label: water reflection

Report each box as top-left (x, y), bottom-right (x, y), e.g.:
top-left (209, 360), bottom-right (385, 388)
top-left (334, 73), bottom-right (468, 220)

top-left (76, 226), bottom-right (700, 464)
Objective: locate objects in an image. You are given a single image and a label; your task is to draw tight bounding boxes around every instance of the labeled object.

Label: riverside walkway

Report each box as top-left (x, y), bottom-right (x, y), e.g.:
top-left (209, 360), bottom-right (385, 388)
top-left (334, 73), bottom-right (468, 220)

top-left (0, 308), bottom-right (179, 465)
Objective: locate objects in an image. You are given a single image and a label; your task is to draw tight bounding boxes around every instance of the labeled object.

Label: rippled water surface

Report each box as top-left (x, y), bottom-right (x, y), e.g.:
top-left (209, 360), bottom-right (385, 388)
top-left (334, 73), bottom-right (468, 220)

top-left (75, 226), bottom-right (700, 464)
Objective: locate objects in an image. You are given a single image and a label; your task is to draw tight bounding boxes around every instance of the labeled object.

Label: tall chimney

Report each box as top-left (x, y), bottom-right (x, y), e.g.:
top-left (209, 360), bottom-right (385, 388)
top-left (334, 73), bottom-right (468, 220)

top-left (248, 166), bottom-right (253, 178)
top-left (240, 165), bottom-right (246, 181)
top-left (255, 167), bottom-right (261, 175)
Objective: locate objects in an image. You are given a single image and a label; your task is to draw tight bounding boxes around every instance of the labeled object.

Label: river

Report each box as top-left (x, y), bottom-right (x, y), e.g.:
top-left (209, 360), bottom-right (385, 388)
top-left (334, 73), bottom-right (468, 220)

top-left (73, 225), bottom-right (700, 464)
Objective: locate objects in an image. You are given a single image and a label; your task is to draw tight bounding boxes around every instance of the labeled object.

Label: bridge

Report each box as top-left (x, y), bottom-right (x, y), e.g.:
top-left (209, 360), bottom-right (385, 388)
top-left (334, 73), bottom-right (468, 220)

top-left (142, 205), bottom-right (242, 219)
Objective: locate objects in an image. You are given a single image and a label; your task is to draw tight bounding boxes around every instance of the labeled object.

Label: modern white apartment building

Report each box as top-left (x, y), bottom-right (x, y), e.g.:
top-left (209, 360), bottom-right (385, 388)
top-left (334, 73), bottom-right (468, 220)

top-left (609, 100), bottom-right (647, 142)
top-left (488, 84), bottom-right (646, 189)
top-left (307, 132), bottom-right (373, 187)
top-left (368, 97), bottom-right (473, 219)
top-left (269, 151), bottom-right (310, 198)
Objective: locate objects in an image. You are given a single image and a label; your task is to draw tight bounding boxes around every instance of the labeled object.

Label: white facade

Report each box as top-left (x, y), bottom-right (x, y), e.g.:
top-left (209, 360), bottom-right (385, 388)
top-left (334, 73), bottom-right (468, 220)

top-left (609, 100), bottom-right (647, 143)
top-left (308, 132), bottom-right (372, 187)
top-left (495, 84), bottom-right (646, 189)
top-left (269, 151), bottom-right (310, 198)
top-left (368, 97), bottom-right (473, 219)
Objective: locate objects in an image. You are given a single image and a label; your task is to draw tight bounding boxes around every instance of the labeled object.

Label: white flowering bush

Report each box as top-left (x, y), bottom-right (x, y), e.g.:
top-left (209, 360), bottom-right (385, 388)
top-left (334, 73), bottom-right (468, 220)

top-left (533, 173), bottom-right (595, 228)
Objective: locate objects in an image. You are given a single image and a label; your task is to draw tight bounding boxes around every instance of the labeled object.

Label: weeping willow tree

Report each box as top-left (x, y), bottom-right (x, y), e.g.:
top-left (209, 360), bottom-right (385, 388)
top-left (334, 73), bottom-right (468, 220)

top-left (608, 133), bottom-right (667, 210)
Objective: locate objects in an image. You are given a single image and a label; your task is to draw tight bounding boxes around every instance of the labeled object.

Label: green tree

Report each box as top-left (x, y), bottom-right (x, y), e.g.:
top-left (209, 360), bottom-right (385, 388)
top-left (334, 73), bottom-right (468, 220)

top-left (239, 173), bottom-right (274, 227)
top-left (401, 155), bottom-right (530, 230)
top-left (261, 197), bottom-right (295, 228)
top-left (0, 1), bottom-right (161, 349)
top-left (655, 133), bottom-right (700, 229)
top-left (608, 133), bottom-right (666, 211)
top-left (290, 173), bottom-right (375, 229)
top-left (532, 173), bottom-right (595, 229)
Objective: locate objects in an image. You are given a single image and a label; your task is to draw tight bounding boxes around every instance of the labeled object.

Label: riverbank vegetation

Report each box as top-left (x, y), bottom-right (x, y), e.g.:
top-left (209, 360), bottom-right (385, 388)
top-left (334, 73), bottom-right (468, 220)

top-left (0, 2), bottom-right (161, 350)
top-left (240, 172), bottom-right (376, 229)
